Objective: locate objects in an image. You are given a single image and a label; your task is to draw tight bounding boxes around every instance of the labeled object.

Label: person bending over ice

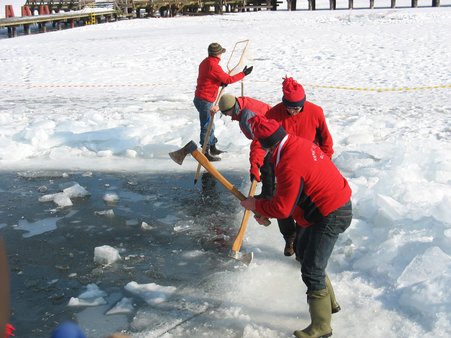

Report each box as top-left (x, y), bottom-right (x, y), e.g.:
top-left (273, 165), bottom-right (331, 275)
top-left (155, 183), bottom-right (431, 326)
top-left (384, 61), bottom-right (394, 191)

top-left (241, 116), bottom-right (352, 338)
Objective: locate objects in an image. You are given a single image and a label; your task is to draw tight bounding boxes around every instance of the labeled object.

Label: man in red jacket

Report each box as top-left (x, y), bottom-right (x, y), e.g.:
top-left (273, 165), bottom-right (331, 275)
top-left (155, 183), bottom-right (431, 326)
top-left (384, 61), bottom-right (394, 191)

top-left (216, 94), bottom-right (271, 182)
top-left (194, 42), bottom-right (253, 161)
top-left (262, 77), bottom-right (334, 257)
top-left (240, 115), bottom-right (352, 338)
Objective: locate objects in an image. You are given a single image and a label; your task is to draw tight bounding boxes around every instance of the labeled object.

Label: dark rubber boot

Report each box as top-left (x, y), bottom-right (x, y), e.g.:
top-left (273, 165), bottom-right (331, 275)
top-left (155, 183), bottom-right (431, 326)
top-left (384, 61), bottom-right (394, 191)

top-left (210, 144), bottom-right (225, 155)
top-left (205, 147), bottom-right (221, 162)
top-left (278, 218), bottom-right (296, 257)
top-left (284, 239), bottom-right (295, 256)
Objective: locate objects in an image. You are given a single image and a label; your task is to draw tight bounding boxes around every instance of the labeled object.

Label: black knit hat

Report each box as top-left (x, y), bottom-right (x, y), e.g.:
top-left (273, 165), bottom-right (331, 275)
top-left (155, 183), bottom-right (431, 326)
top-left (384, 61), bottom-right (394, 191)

top-left (208, 43), bottom-right (226, 56)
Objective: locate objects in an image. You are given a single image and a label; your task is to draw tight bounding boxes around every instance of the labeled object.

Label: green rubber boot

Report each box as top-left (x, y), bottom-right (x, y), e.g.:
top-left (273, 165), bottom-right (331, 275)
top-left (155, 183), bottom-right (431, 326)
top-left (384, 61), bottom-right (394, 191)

top-left (325, 275), bottom-right (341, 314)
top-left (293, 289), bottom-right (332, 338)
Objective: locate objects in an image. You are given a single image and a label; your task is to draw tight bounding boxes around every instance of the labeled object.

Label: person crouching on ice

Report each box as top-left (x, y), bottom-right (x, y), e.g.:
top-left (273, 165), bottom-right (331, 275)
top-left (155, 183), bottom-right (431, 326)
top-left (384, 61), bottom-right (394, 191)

top-left (240, 115), bottom-right (352, 338)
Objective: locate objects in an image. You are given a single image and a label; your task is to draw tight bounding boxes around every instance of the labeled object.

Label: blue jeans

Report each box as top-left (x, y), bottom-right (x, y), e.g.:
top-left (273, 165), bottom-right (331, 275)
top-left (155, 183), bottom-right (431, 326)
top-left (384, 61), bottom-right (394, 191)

top-left (295, 200), bottom-right (352, 292)
top-left (193, 97), bottom-right (216, 147)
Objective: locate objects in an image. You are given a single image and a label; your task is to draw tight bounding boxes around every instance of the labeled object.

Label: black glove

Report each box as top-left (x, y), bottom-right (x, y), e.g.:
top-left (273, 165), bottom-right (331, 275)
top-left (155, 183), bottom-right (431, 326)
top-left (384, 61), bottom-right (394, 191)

top-left (243, 65), bottom-right (253, 76)
top-left (221, 83), bottom-right (228, 88)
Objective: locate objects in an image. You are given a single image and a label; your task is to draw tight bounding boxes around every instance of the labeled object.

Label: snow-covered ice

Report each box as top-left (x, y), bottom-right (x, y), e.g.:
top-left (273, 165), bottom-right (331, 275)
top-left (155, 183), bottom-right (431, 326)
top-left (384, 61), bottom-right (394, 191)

top-left (1, 1), bottom-right (451, 337)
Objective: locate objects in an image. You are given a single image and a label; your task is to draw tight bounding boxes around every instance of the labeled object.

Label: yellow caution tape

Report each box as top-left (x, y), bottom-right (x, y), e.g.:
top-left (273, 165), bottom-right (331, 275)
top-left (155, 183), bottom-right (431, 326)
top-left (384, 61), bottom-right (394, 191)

top-left (0, 83), bottom-right (450, 92)
top-left (306, 84), bottom-right (451, 92)
top-left (0, 83), bottom-right (164, 88)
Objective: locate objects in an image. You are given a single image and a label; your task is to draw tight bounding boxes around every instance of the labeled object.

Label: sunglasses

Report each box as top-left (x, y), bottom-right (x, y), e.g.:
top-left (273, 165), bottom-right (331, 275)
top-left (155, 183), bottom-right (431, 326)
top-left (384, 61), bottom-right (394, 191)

top-left (286, 106), bottom-right (303, 112)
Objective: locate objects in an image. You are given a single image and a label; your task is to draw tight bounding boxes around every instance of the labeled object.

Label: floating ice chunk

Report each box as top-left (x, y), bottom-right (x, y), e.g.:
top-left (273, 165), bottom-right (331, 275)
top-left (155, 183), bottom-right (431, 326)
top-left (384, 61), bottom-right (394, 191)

top-left (68, 297), bottom-right (107, 307)
top-left (38, 183), bottom-right (89, 208)
top-left (125, 281), bottom-right (176, 305)
top-left (63, 183), bottom-right (90, 199)
top-left (103, 193), bottom-right (119, 203)
top-left (68, 284), bottom-right (108, 307)
top-left (94, 209), bottom-right (115, 217)
top-left (39, 194), bottom-right (56, 203)
top-left (173, 224), bottom-right (190, 232)
top-left (141, 221), bottom-right (153, 231)
top-left (39, 192), bottom-right (72, 207)
top-left (94, 245), bottom-right (121, 265)
top-left (80, 284), bottom-right (108, 299)
top-left (37, 185), bottom-right (48, 193)
top-left (181, 250), bottom-right (205, 258)
top-left (53, 192), bottom-right (73, 207)
top-left (106, 297), bottom-right (134, 315)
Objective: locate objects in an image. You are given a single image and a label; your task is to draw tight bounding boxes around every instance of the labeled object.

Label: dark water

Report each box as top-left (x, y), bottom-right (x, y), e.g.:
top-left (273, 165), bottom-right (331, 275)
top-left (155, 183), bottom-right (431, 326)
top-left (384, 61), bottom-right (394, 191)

top-left (0, 170), bottom-right (244, 337)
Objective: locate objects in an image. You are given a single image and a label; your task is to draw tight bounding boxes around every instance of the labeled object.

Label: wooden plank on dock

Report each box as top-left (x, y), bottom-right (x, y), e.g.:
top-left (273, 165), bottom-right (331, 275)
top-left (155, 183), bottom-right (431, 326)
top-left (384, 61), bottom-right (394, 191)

top-left (0, 8), bottom-right (116, 29)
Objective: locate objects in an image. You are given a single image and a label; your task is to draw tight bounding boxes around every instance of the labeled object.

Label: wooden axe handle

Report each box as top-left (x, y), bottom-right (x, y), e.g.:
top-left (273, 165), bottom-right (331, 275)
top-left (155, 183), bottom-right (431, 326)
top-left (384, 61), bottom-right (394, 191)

top-left (192, 148), bottom-right (245, 200)
top-left (231, 179), bottom-right (257, 253)
top-left (191, 149), bottom-right (270, 226)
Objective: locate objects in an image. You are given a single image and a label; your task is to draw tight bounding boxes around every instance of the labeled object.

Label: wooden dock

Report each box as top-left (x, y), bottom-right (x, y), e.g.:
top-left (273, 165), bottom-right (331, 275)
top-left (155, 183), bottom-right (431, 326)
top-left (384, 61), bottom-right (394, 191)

top-left (288, 0), bottom-right (441, 10)
top-left (1, 0), bottom-right (444, 38)
top-left (0, 8), bottom-right (117, 38)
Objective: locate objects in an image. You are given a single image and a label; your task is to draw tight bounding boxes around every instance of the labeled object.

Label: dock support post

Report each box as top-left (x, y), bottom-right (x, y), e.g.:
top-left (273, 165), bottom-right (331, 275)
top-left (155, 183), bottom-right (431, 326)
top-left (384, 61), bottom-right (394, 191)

top-left (309, 0), bottom-right (316, 10)
top-left (7, 26), bottom-right (17, 38)
top-left (5, 5), bottom-right (15, 17)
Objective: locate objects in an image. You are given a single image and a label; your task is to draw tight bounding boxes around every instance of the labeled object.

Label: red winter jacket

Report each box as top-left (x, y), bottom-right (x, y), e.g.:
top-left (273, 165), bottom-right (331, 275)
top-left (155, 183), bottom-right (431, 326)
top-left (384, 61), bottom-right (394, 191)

top-left (194, 56), bottom-right (245, 103)
top-left (255, 135), bottom-right (351, 227)
top-left (231, 97), bottom-right (272, 168)
top-left (265, 101), bottom-right (334, 158)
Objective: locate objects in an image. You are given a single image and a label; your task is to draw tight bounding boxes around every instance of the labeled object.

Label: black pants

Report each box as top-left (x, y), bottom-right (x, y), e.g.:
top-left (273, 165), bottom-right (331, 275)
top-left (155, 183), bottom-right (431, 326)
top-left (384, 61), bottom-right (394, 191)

top-left (295, 200), bottom-right (352, 291)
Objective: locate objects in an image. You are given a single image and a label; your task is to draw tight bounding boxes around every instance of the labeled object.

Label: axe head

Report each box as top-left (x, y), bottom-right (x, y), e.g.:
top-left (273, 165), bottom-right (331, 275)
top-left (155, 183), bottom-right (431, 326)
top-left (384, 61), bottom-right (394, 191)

top-left (229, 250), bottom-right (253, 265)
top-left (169, 140), bottom-right (198, 165)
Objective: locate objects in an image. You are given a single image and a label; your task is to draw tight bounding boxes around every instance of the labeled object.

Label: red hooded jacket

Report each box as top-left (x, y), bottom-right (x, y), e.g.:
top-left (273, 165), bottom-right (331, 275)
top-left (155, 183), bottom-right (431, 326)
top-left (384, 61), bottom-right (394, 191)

top-left (255, 134), bottom-right (351, 227)
top-left (231, 97), bottom-right (272, 168)
top-left (265, 101), bottom-right (334, 158)
top-left (194, 56), bottom-right (245, 103)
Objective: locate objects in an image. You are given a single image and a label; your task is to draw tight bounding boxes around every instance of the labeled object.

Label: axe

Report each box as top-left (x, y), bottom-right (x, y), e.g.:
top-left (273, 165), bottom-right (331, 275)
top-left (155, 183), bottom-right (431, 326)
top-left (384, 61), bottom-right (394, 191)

top-left (228, 179), bottom-right (257, 265)
top-left (169, 141), bottom-right (271, 228)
